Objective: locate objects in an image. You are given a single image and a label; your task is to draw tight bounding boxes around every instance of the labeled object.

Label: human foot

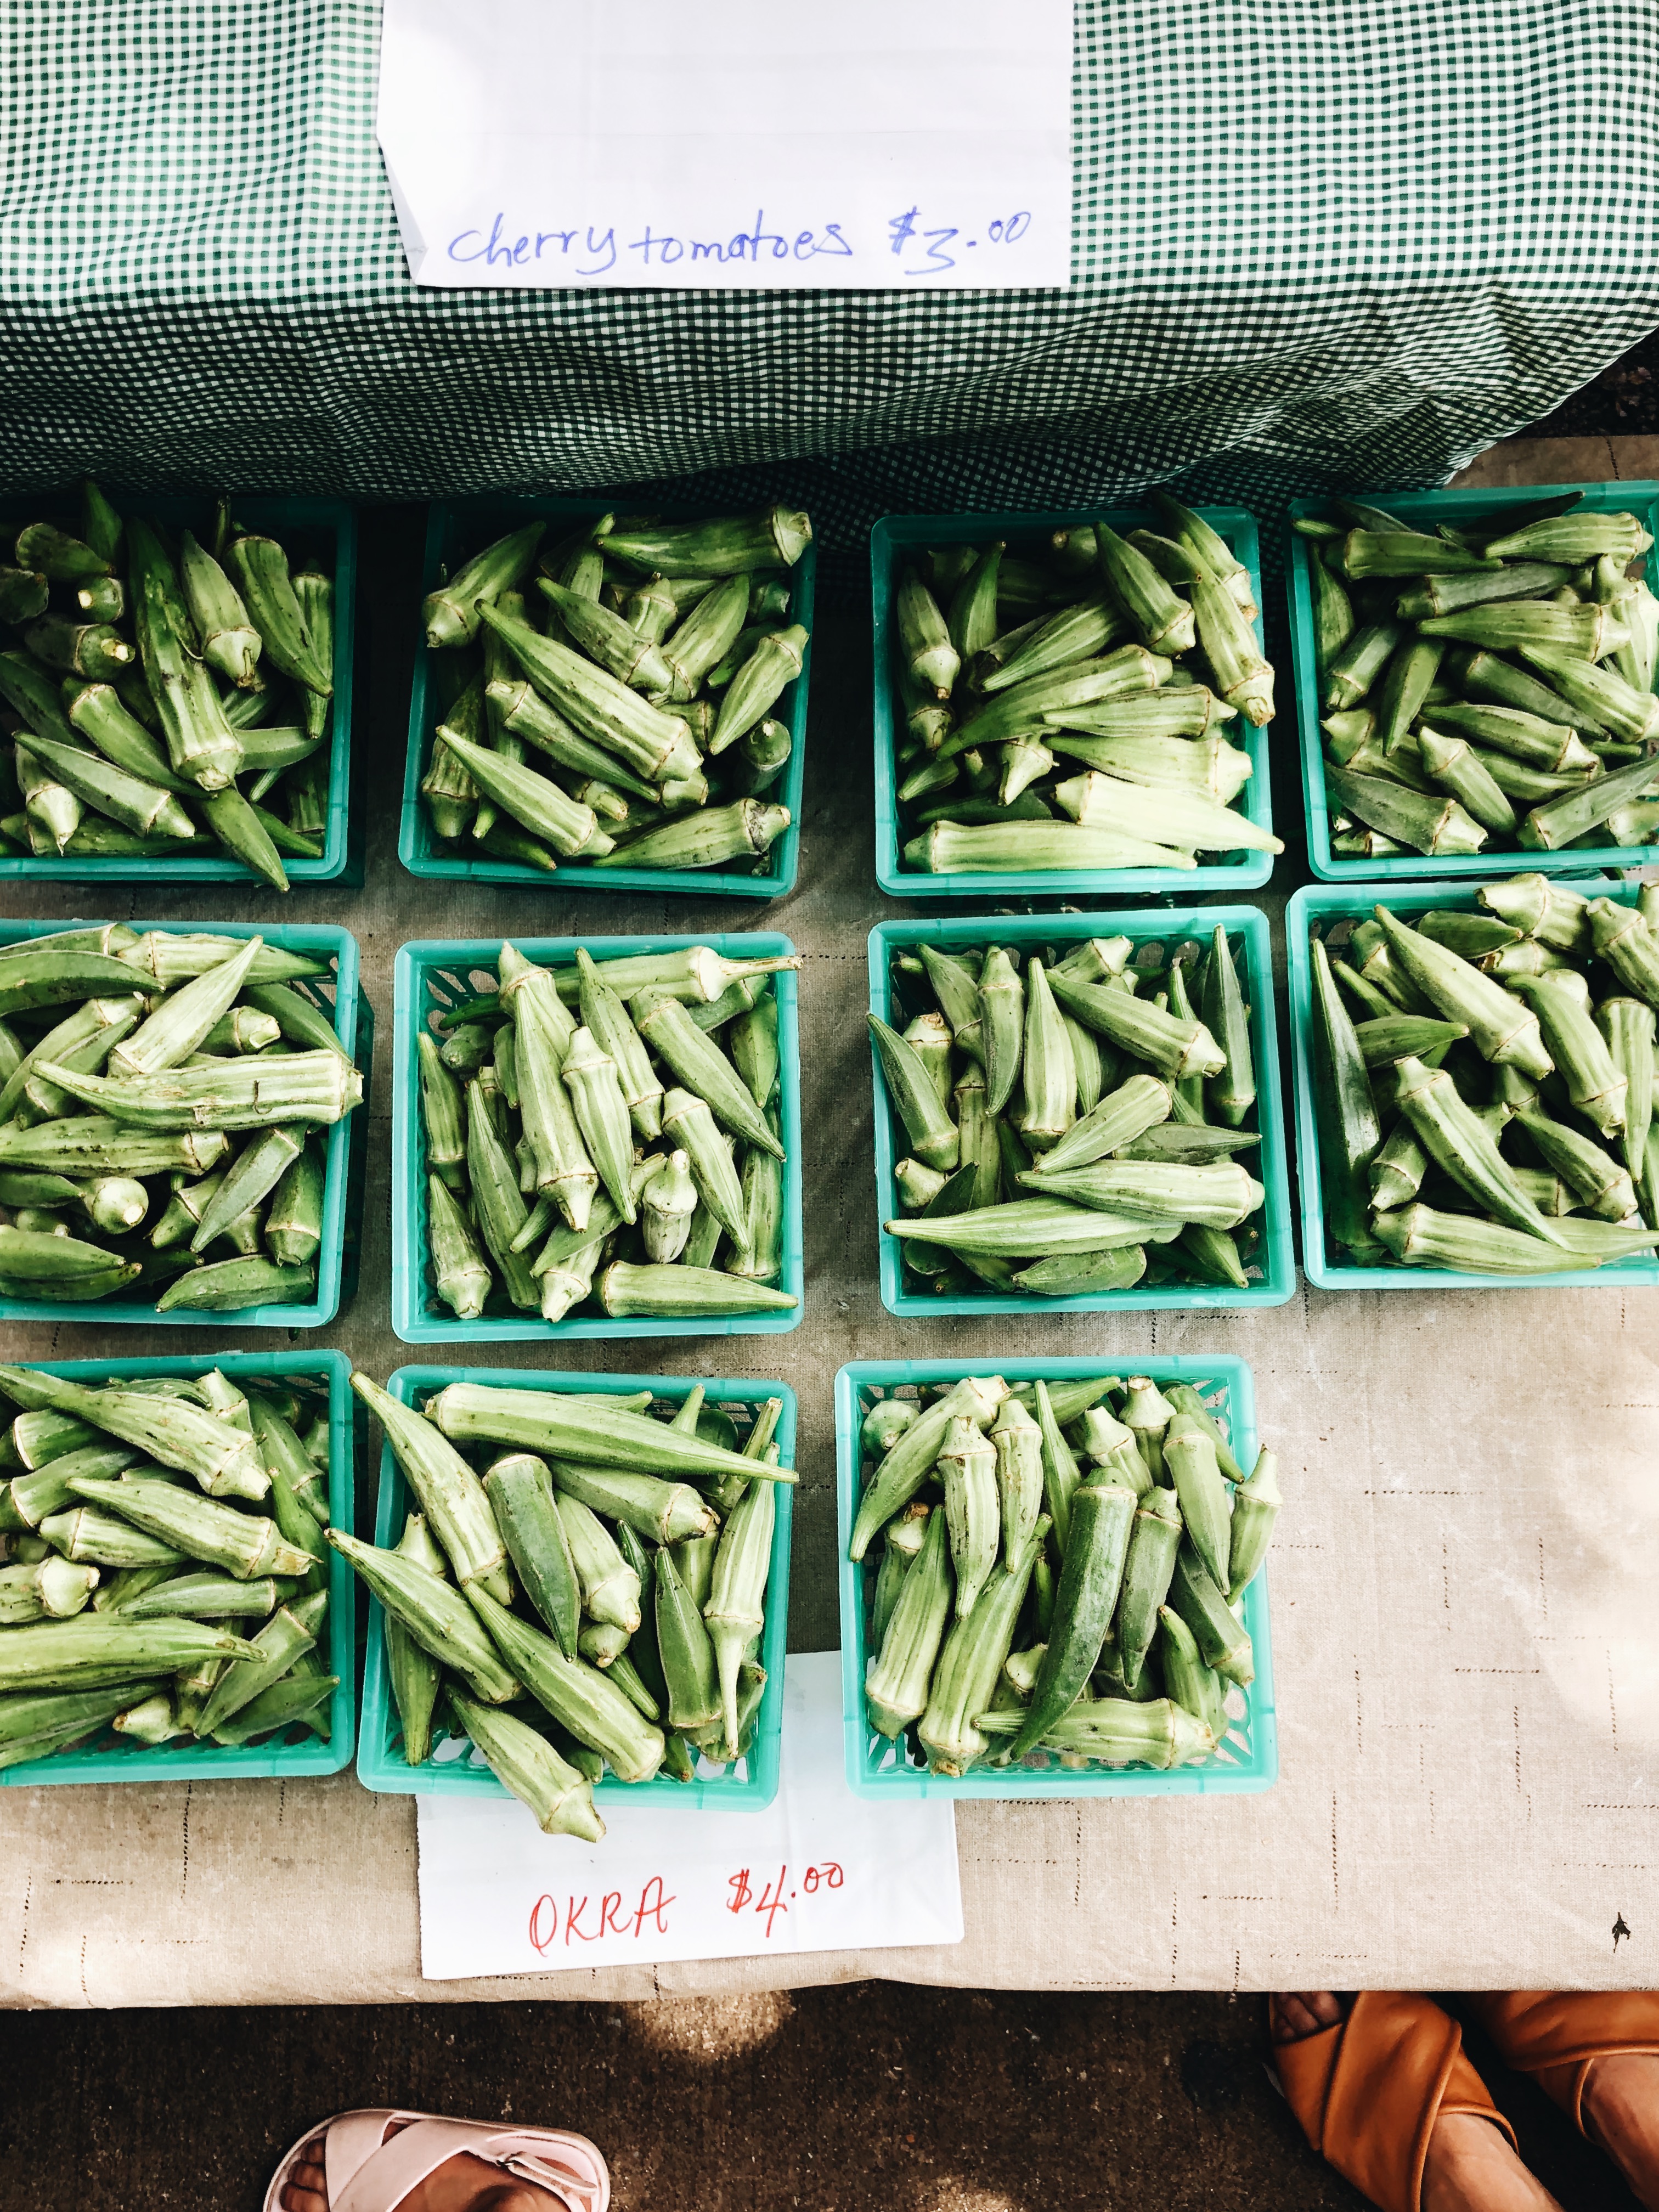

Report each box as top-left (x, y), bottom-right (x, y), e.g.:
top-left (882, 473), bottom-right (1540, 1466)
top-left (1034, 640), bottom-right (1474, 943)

top-left (1269, 1994), bottom-right (1565, 2212)
top-left (1582, 2052), bottom-right (1659, 2210)
top-left (280, 2128), bottom-right (564, 2212)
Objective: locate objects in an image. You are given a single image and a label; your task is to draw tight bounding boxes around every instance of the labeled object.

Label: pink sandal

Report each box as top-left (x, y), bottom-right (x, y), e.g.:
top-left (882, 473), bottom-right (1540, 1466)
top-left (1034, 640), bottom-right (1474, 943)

top-left (263, 2108), bottom-right (610, 2212)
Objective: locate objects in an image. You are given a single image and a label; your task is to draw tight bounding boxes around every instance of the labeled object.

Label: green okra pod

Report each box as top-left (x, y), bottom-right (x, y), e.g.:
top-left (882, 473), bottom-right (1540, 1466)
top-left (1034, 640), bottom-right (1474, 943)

top-left (1588, 900), bottom-right (1659, 1011)
top-left (990, 1396), bottom-right (1044, 1562)
top-left (1008, 1483), bottom-right (1137, 1756)
top-left (1036, 1073), bottom-right (1173, 1177)
top-left (1047, 967), bottom-right (1225, 1081)
top-left (1114, 1486), bottom-right (1184, 1689)
top-left (884, 1199), bottom-right (1161, 1263)
top-left (862, 1396), bottom-right (919, 1459)
top-left (703, 1475), bottom-right (774, 1759)
top-left (865, 1504), bottom-right (953, 1739)
top-left (448, 1686), bottom-right (606, 1838)
top-left (209, 1670), bottom-right (336, 1747)
top-left (118, 1571), bottom-right (281, 1622)
top-left (222, 534), bottom-right (330, 695)
top-left (709, 624), bottom-right (808, 754)
top-left (428, 1379), bottom-right (785, 1488)
top-left (328, 1523), bottom-right (518, 1703)
top-left (1373, 907), bottom-right (1553, 1079)
top-left (349, 1373), bottom-right (509, 1598)
top-left (464, 1079), bottom-right (540, 1307)
top-left (1394, 1056), bottom-right (1565, 1244)
top-left (195, 1593), bottom-right (325, 1736)
top-left (935, 1414), bottom-right (998, 1623)
top-left (1597, 997), bottom-right (1657, 1179)
top-left (977, 947), bottom-right (1024, 1119)
top-left (1515, 1107), bottom-right (1639, 1222)
top-left (1018, 958), bottom-right (1076, 1153)
top-left (849, 1374), bottom-right (1007, 1564)
top-left (603, 506), bottom-right (810, 578)
top-left (40, 1505), bottom-right (185, 1570)
top-left (980, 1695), bottom-right (1214, 1768)
top-left (1162, 1415), bottom-right (1230, 1594)
top-left (1226, 1449), bottom-right (1281, 1601)
top-left (470, 1583), bottom-right (663, 1781)
top-left (1515, 969), bottom-right (1628, 1138)
top-left (482, 1454), bottom-right (580, 1657)
top-left (1031, 1378), bottom-right (1082, 1556)
top-left (558, 1027), bottom-right (637, 1225)
top-left (917, 1519), bottom-right (1045, 1775)
top-left (576, 948), bottom-right (663, 1142)
top-left (896, 570), bottom-right (959, 699)
top-left (1167, 1544), bottom-right (1254, 1685)
top-left (634, 990), bottom-right (786, 1160)
top-left (868, 1014), bottom-right (959, 1173)
top-left (0, 1615), bottom-right (257, 1695)
top-left (1159, 1610), bottom-right (1221, 1743)
top-left (653, 1544), bottom-right (720, 1733)
top-left (554, 1492), bottom-right (641, 1630)
top-left (1023, 1156), bottom-right (1263, 1229)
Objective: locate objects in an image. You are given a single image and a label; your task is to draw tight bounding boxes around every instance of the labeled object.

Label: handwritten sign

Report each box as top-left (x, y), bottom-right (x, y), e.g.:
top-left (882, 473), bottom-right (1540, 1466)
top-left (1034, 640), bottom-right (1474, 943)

top-left (376, 0), bottom-right (1074, 291)
top-left (416, 1652), bottom-right (962, 1979)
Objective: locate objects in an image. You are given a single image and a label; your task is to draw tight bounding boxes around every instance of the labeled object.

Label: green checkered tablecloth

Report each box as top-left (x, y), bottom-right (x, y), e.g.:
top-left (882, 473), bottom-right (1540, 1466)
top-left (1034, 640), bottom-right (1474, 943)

top-left (2, 1), bottom-right (1656, 580)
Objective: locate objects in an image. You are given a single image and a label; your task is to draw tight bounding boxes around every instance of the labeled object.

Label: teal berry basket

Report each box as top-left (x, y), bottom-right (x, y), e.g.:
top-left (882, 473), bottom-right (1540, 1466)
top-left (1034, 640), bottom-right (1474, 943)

top-left (1289, 480), bottom-right (1659, 884)
top-left (0, 490), bottom-right (354, 884)
top-left (836, 1356), bottom-right (1276, 1801)
top-left (1288, 874), bottom-right (1659, 1290)
top-left (400, 496), bottom-right (812, 899)
top-left (0, 1349), bottom-right (354, 1785)
top-left (868, 906), bottom-right (1294, 1317)
top-left (0, 916), bottom-right (362, 1329)
top-left (871, 504), bottom-right (1274, 901)
top-left (357, 1365), bottom-right (793, 1809)
top-left (391, 930), bottom-right (803, 1342)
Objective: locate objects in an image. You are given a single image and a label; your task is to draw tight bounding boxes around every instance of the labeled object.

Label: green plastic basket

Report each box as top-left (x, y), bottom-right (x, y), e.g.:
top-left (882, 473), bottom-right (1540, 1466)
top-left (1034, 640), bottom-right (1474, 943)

top-left (836, 1357), bottom-right (1276, 1800)
top-left (1286, 874), bottom-right (1659, 1290)
top-left (871, 504), bottom-right (1274, 900)
top-left (0, 916), bottom-right (362, 1328)
top-left (0, 490), bottom-right (354, 883)
top-left (400, 496), bottom-right (812, 898)
top-left (356, 1365), bottom-right (793, 1809)
top-left (391, 930), bottom-right (803, 1342)
top-left (868, 907), bottom-right (1294, 1316)
top-left (1288, 481), bottom-right (1659, 883)
top-left (0, 1350), bottom-right (354, 1785)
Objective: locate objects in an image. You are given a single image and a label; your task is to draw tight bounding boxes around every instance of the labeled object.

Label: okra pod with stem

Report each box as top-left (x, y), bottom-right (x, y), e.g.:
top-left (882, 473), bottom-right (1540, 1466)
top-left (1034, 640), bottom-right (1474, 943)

top-left (865, 1505), bottom-right (953, 1739)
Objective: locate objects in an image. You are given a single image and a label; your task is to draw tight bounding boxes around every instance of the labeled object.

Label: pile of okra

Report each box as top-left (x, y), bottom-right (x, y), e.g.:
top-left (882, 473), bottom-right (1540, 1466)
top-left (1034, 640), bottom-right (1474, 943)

top-left (345, 1375), bottom-right (788, 1837)
top-left (874, 926), bottom-right (1267, 1297)
top-left (0, 924), bottom-right (357, 1312)
top-left (0, 1364), bottom-right (337, 1767)
top-left (1311, 876), bottom-right (1659, 1273)
top-left (888, 495), bottom-right (1280, 876)
top-left (416, 940), bottom-right (796, 1324)
top-left (1300, 494), bottom-right (1659, 860)
top-left (0, 484), bottom-right (336, 886)
top-left (851, 1373), bottom-right (1278, 1775)
top-left (419, 506), bottom-right (809, 874)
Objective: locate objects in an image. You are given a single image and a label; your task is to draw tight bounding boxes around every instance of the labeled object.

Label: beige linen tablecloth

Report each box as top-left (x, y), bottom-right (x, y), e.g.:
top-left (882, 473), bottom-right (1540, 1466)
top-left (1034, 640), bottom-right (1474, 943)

top-left (2, 444), bottom-right (1657, 2004)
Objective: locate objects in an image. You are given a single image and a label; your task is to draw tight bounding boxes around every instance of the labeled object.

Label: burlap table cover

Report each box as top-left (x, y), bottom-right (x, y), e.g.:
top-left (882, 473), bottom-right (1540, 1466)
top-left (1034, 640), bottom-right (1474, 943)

top-left (1, 542), bottom-right (1655, 2000)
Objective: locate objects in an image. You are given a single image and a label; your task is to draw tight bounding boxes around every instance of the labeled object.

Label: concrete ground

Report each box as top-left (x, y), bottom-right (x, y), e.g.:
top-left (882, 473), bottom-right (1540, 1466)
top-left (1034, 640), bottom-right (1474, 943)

top-left (0, 1987), bottom-right (1645, 2211)
top-left (1, 379), bottom-right (1656, 2210)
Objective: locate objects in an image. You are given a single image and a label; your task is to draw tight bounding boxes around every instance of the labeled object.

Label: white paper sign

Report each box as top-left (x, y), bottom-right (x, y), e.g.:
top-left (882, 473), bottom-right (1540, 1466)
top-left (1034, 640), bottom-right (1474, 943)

top-left (376, 0), bottom-right (1074, 291)
top-left (416, 1652), bottom-right (961, 1979)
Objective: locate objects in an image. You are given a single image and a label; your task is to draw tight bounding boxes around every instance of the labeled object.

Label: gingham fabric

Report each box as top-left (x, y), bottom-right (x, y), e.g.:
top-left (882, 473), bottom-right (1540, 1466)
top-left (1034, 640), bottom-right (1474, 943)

top-left (3, 1), bottom-right (1657, 591)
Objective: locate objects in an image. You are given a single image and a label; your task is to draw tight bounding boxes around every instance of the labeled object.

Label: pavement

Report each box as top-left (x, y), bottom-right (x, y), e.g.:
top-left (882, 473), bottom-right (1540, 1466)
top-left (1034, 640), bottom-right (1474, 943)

top-left (0, 1986), bottom-right (1649, 2210)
